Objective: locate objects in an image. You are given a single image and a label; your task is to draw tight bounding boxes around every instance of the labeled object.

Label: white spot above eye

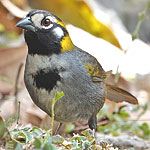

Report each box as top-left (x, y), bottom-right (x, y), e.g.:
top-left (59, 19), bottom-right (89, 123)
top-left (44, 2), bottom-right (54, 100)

top-left (31, 14), bottom-right (44, 28)
top-left (31, 14), bottom-right (57, 29)
top-left (52, 27), bottom-right (64, 39)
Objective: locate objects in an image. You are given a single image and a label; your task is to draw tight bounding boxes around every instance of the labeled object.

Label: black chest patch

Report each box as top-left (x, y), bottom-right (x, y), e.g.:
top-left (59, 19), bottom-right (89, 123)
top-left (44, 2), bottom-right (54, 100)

top-left (33, 69), bottom-right (61, 92)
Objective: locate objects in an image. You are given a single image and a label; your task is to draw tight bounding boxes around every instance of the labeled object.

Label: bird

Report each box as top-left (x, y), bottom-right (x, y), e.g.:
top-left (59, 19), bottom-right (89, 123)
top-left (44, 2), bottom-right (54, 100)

top-left (16, 9), bottom-right (138, 136)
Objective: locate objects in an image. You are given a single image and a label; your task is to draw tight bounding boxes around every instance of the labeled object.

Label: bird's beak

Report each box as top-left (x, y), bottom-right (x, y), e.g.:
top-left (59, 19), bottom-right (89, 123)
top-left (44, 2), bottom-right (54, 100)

top-left (16, 17), bottom-right (35, 32)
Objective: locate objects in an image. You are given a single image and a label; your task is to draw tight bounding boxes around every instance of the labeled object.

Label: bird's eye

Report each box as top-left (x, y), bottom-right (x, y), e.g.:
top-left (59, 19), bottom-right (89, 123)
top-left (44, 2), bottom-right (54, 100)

top-left (42, 18), bottom-right (51, 26)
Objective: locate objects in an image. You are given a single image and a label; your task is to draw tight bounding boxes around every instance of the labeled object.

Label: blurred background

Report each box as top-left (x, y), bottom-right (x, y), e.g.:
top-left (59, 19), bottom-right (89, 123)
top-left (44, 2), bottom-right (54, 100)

top-left (0, 0), bottom-right (150, 140)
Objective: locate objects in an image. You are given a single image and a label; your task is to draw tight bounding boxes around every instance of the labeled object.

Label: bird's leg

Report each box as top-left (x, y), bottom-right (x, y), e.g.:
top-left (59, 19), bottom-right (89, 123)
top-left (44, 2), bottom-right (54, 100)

top-left (54, 122), bottom-right (62, 135)
top-left (88, 115), bottom-right (97, 138)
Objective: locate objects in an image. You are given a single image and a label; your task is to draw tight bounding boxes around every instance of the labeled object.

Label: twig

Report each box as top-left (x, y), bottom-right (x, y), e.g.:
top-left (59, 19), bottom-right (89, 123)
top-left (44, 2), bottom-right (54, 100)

top-left (16, 101), bottom-right (21, 124)
top-left (14, 62), bottom-right (24, 100)
top-left (14, 62), bottom-right (24, 124)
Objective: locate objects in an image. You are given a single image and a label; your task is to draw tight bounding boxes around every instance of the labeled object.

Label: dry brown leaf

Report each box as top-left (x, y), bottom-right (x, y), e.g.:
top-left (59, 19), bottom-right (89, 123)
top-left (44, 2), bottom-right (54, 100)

top-left (0, 98), bottom-right (15, 119)
top-left (0, 45), bottom-right (27, 98)
top-left (0, 80), bottom-right (13, 96)
top-left (0, 45), bottom-right (27, 81)
top-left (0, 0), bottom-right (27, 18)
top-left (10, 0), bottom-right (27, 8)
top-left (0, 0), bottom-right (22, 33)
top-left (27, 0), bottom-right (121, 49)
top-left (1, 0), bottom-right (121, 49)
top-left (16, 88), bottom-right (46, 126)
top-left (0, 88), bottom-right (45, 126)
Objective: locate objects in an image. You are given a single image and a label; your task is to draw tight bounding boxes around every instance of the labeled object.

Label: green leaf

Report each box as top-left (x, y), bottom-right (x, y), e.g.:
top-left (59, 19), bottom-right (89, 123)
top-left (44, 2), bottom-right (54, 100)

top-left (22, 131), bottom-right (33, 143)
top-left (119, 109), bottom-right (130, 119)
top-left (81, 129), bottom-right (93, 136)
top-left (43, 140), bottom-right (57, 150)
top-left (52, 135), bottom-right (64, 144)
top-left (12, 130), bottom-right (32, 144)
top-left (72, 140), bottom-right (79, 148)
top-left (54, 92), bottom-right (64, 102)
top-left (34, 137), bottom-right (42, 149)
top-left (15, 143), bottom-right (23, 150)
top-left (112, 129), bottom-right (121, 136)
top-left (22, 127), bottom-right (31, 132)
top-left (43, 133), bottom-right (52, 145)
top-left (32, 126), bottom-right (43, 136)
top-left (140, 123), bottom-right (150, 136)
top-left (14, 132), bottom-right (26, 144)
top-left (42, 134), bottom-right (57, 150)
top-left (82, 142), bottom-right (89, 149)
top-left (43, 144), bottom-right (57, 150)
top-left (80, 136), bottom-right (86, 141)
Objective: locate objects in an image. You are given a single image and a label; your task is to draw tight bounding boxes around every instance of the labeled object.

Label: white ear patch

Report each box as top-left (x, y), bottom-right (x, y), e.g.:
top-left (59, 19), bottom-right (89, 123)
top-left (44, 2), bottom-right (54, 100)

top-left (52, 27), bottom-right (64, 39)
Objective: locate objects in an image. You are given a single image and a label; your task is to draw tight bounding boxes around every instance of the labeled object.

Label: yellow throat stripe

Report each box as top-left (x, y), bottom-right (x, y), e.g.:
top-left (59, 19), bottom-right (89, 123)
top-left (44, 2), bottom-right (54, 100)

top-left (60, 34), bottom-right (74, 52)
top-left (56, 19), bottom-right (74, 52)
top-left (57, 19), bottom-right (66, 29)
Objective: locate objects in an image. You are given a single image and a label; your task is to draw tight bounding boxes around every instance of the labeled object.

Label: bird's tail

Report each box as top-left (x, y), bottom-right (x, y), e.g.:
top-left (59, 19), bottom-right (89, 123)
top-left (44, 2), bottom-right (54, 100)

top-left (106, 84), bottom-right (138, 104)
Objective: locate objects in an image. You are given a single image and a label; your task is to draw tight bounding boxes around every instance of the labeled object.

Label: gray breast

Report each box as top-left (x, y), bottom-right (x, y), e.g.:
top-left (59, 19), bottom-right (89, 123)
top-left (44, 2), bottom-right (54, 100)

top-left (24, 52), bottom-right (105, 123)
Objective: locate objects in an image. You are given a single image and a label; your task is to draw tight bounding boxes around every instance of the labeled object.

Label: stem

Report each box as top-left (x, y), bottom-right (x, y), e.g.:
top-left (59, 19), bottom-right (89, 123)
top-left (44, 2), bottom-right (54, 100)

top-left (132, 0), bottom-right (150, 40)
top-left (50, 92), bottom-right (64, 136)
top-left (50, 96), bottom-right (55, 137)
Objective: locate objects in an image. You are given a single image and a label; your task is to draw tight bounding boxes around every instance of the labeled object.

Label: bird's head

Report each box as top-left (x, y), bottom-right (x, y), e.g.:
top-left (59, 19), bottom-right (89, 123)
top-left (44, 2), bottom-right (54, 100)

top-left (16, 10), bottom-right (74, 55)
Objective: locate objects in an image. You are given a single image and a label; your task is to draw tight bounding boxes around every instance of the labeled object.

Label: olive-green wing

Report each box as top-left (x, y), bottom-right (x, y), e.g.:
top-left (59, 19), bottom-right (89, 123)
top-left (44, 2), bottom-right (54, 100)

top-left (85, 58), bottom-right (106, 82)
top-left (84, 58), bottom-right (138, 104)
